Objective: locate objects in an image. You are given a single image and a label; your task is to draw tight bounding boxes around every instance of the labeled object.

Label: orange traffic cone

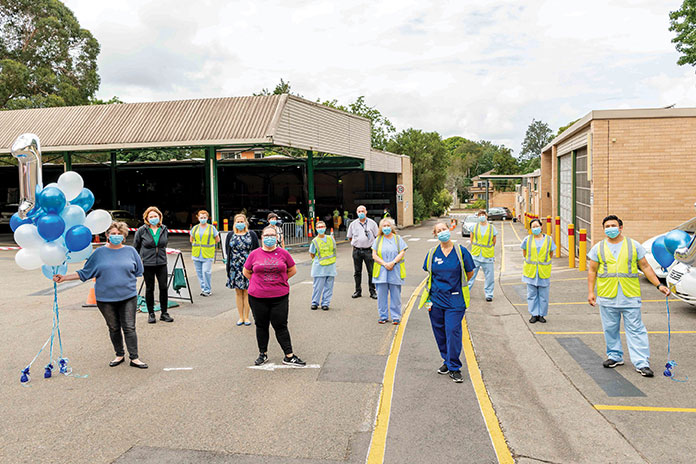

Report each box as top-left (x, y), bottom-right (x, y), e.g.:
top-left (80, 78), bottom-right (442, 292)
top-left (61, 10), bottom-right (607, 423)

top-left (82, 279), bottom-right (97, 307)
top-left (330, 227), bottom-right (334, 235)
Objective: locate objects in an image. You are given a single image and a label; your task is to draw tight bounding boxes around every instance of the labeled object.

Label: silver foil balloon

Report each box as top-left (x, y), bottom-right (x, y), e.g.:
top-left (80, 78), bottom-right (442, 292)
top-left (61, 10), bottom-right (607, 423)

top-left (11, 133), bottom-right (43, 218)
top-left (674, 239), bottom-right (696, 266)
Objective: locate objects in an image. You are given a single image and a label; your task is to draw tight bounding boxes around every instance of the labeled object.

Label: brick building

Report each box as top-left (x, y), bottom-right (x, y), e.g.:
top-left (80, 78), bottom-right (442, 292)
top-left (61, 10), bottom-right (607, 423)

top-left (514, 169), bottom-right (541, 220)
top-left (540, 107), bottom-right (696, 254)
top-left (469, 170), bottom-right (494, 201)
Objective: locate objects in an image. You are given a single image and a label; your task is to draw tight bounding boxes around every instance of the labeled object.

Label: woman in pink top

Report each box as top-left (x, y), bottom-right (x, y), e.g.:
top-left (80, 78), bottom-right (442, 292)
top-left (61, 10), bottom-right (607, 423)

top-left (243, 225), bottom-right (305, 367)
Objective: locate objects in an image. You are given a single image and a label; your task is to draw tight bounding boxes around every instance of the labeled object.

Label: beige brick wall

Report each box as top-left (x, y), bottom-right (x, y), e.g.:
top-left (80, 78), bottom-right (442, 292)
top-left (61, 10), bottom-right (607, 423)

top-left (397, 156), bottom-right (414, 227)
top-left (491, 191), bottom-right (516, 209)
top-left (541, 148), bottom-right (553, 217)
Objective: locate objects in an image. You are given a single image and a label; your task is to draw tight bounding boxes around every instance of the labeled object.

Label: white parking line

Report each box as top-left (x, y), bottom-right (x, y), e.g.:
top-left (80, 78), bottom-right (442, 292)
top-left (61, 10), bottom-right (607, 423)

top-left (248, 363), bottom-right (321, 371)
top-left (427, 239), bottom-right (438, 242)
top-left (163, 367), bottom-right (193, 371)
top-left (300, 281), bottom-right (313, 285)
top-left (408, 238), bottom-right (421, 241)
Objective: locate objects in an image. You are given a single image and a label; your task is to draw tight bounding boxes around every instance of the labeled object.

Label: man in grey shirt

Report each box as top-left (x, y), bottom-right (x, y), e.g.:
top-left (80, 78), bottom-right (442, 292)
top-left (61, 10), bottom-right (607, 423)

top-left (347, 205), bottom-right (380, 299)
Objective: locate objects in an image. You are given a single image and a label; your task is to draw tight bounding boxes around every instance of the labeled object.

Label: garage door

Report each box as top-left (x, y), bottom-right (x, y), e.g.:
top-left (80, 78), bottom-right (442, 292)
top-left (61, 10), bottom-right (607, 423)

top-left (575, 148), bottom-right (591, 253)
top-left (559, 154), bottom-right (573, 250)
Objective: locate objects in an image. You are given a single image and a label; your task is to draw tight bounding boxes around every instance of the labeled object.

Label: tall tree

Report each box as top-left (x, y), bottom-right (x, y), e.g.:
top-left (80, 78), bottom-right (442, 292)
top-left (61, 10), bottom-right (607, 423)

top-left (670, 0), bottom-right (696, 66)
top-left (320, 96), bottom-right (395, 150)
top-left (254, 78), bottom-right (303, 97)
top-left (520, 119), bottom-right (553, 160)
top-left (0, 0), bottom-right (100, 109)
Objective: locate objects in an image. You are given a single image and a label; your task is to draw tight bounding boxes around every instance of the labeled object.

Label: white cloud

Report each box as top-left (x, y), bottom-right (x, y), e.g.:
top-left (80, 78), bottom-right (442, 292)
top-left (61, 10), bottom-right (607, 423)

top-left (63, 0), bottom-right (690, 154)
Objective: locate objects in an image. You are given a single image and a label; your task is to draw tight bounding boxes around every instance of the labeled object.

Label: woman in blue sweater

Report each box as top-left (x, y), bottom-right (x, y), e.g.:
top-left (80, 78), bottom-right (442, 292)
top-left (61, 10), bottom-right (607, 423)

top-left (54, 221), bottom-right (148, 369)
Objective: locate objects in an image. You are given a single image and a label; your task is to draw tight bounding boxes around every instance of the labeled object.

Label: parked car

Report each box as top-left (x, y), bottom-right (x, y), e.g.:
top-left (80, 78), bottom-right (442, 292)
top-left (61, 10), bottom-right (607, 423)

top-left (248, 209), bottom-right (295, 232)
top-left (107, 210), bottom-right (140, 228)
top-left (461, 214), bottom-right (479, 237)
top-left (0, 204), bottom-right (18, 226)
top-left (486, 207), bottom-right (509, 221)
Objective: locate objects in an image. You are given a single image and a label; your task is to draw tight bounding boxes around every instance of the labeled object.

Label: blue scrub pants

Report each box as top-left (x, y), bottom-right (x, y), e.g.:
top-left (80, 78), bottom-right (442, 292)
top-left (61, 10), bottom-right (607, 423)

top-left (295, 225), bottom-right (303, 237)
top-left (599, 305), bottom-right (650, 369)
top-left (468, 260), bottom-right (495, 298)
top-left (311, 276), bottom-right (334, 306)
top-left (193, 258), bottom-right (213, 293)
top-left (376, 283), bottom-right (402, 321)
top-left (428, 305), bottom-right (465, 372)
top-left (526, 284), bottom-right (550, 316)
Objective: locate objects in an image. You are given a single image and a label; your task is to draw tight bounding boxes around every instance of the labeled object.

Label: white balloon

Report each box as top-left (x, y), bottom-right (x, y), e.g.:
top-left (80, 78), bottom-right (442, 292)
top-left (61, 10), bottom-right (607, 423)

top-left (15, 248), bottom-right (44, 270)
top-left (40, 241), bottom-right (68, 266)
top-left (61, 204), bottom-right (86, 229)
top-left (45, 182), bottom-right (59, 189)
top-left (13, 224), bottom-right (44, 249)
top-left (57, 171), bottom-right (84, 201)
top-left (66, 243), bottom-right (93, 263)
top-left (84, 209), bottom-right (112, 234)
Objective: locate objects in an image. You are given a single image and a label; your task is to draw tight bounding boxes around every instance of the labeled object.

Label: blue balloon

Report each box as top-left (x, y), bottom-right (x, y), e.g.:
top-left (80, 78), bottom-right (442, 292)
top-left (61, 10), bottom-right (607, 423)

top-left (41, 264), bottom-right (68, 280)
top-left (71, 188), bottom-right (95, 213)
top-left (65, 225), bottom-right (92, 252)
top-left (652, 235), bottom-right (675, 269)
top-left (664, 229), bottom-right (692, 255)
top-left (66, 244), bottom-right (93, 263)
top-left (37, 214), bottom-right (66, 242)
top-left (10, 213), bottom-right (31, 232)
top-left (38, 186), bottom-right (66, 214)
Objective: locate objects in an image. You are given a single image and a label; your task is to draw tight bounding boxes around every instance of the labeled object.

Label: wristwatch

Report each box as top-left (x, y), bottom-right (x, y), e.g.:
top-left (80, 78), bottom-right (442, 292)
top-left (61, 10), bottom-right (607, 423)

top-left (656, 283), bottom-right (663, 290)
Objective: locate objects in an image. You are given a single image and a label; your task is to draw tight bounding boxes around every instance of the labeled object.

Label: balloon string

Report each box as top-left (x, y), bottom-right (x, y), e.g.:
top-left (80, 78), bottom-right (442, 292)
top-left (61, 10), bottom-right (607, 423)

top-left (664, 293), bottom-right (688, 382)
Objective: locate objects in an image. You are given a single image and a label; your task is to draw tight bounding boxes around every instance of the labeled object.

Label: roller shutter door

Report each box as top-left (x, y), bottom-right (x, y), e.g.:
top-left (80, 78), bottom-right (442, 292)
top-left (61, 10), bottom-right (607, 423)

top-left (559, 154), bottom-right (573, 250)
top-left (575, 148), bottom-right (591, 253)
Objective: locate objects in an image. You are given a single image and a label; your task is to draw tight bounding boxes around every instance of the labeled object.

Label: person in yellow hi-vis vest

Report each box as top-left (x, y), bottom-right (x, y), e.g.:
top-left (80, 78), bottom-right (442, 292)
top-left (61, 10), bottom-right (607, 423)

top-left (468, 210), bottom-right (497, 301)
top-left (521, 218), bottom-right (556, 324)
top-left (189, 209), bottom-right (220, 296)
top-left (309, 221), bottom-right (337, 311)
top-left (372, 218), bottom-right (408, 324)
top-left (587, 215), bottom-right (669, 377)
top-left (295, 209), bottom-right (304, 238)
top-left (419, 222), bottom-right (475, 383)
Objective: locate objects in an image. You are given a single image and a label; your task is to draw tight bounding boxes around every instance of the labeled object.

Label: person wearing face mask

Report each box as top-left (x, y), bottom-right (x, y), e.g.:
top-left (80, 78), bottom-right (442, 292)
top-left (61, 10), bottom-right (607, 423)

top-left (133, 206), bottom-right (173, 324)
top-left (295, 209), bottom-right (304, 238)
top-left (243, 226), bottom-right (305, 366)
top-left (587, 215), bottom-right (670, 378)
top-left (372, 218), bottom-right (408, 324)
top-left (347, 205), bottom-right (380, 299)
top-left (189, 209), bottom-right (220, 297)
top-left (468, 210), bottom-right (497, 302)
top-left (53, 222), bottom-right (148, 369)
top-left (266, 212), bottom-right (285, 248)
top-left (225, 213), bottom-right (259, 326)
top-left (419, 222), bottom-right (475, 383)
top-left (521, 218), bottom-right (556, 324)
top-left (309, 221), bottom-right (337, 310)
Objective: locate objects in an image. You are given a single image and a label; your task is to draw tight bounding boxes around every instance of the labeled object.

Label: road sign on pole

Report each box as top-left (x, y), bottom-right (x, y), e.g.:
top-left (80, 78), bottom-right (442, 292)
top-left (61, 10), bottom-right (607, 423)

top-left (396, 184), bottom-right (405, 194)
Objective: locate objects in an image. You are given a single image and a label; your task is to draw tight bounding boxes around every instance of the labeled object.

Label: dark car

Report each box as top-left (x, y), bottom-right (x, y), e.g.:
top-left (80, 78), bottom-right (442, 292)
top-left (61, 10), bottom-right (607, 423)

top-left (248, 209), bottom-right (295, 232)
top-left (486, 207), bottom-right (507, 221)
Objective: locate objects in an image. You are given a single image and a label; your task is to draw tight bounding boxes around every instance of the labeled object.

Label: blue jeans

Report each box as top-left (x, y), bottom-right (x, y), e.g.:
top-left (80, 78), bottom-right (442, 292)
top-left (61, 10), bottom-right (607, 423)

top-left (468, 260), bottom-right (495, 298)
top-left (429, 305), bottom-right (466, 372)
top-left (295, 225), bottom-right (303, 237)
top-left (376, 283), bottom-right (402, 321)
top-left (193, 258), bottom-right (213, 294)
top-left (599, 305), bottom-right (650, 369)
top-left (311, 276), bottom-right (334, 306)
top-left (526, 284), bottom-right (550, 316)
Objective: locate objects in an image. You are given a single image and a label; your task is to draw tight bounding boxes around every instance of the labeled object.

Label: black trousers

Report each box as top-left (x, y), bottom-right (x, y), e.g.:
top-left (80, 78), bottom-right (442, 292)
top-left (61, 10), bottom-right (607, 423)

top-left (97, 296), bottom-right (139, 360)
top-left (143, 264), bottom-right (168, 314)
top-left (248, 294), bottom-right (293, 355)
top-left (352, 247), bottom-right (376, 294)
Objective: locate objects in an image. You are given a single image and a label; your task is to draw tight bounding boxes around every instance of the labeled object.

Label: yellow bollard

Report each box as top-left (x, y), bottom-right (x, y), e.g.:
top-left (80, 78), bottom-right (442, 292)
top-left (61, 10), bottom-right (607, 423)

top-left (568, 224), bottom-right (575, 268)
top-left (223, 218), bottom-right (229, 232)
top-left (554, 217), bottom-right (561, 258)
top-left (579, 228), bottom-right (587, 271)
top-left (546, 216), bottom-right (552, 236)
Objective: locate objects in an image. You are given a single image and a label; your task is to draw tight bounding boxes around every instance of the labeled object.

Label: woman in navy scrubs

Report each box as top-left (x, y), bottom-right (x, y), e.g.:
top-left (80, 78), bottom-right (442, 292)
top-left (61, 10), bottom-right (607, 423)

top-left (420, 222), bottom-right (476, 383)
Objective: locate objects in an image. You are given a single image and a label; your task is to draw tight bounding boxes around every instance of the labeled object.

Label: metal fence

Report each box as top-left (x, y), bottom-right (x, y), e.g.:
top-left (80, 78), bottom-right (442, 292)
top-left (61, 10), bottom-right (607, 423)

top-left (281, 222), bottom-right (347, 248)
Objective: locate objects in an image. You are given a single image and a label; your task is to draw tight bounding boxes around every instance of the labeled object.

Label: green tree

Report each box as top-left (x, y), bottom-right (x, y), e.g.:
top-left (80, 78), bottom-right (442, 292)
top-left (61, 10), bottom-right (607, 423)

top-left (520, 119), bottom-right (553, 160)
top-left (556, 119), bottom-right (579, 137)
top-left (0, 0), bottom-right (100, 109)
top-left (254, 78), bottom-right (302, 97)
top-left (670, 0), bottom-right (696, 66)
top-left (90, 96), bottom-right (123, 105)
top-left (320, 96), bottom-right (395, 149)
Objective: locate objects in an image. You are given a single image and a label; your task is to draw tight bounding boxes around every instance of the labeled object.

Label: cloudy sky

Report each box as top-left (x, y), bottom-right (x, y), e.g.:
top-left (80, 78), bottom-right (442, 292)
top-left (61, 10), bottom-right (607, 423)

top-left (64, 0), bottom-right (694, 153)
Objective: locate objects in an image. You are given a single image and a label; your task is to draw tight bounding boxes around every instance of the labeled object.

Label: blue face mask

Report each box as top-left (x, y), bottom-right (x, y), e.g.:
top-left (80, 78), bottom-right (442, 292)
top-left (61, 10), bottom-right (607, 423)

top-left (531, 227), bottom-right (542, 236)
top-left (148, 217), bottom-right (159, 226)
top-left (316, 228), bottom-right (326, 235)
top-left (382, 227), bottom-right (392, 235)
top-left (478, 216), bottom-right (487, 223)
top-left (109, 234), bottom-right (124, 245)
top-left (605, 226), bottom-right (620, 239)
top-left (437, 230), bottom-right (451, 242)
top-left (199, 217), bottom-right (208, 225)
top-left (235, 222), bottom-right (245, 231)
top-left (263, 236), bottom-right (278, 247)
top-left (269, 219), bottom-right (277, 225)
top-left (358, 212), bottom-right (366, 219)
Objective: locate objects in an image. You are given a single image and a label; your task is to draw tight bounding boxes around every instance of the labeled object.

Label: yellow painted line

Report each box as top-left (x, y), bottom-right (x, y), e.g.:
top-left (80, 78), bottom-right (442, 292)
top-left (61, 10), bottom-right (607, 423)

top-left (536, 331), bottom-right (696, 335)
top-left (508, 221), bottom-right (522, 243)
top-left (595, 405), bottom-right (696, 413)
top-left (367, 277), bottom-right (427, 464)
top-left (462, 316), bottom-right (515, 463)
top-left (513, 298), bottom-right (680, 306)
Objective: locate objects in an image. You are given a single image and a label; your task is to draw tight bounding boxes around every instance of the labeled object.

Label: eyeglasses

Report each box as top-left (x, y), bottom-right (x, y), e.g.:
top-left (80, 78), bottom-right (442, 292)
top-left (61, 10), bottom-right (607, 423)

top-left (262, 235), bottom-right (277, 238)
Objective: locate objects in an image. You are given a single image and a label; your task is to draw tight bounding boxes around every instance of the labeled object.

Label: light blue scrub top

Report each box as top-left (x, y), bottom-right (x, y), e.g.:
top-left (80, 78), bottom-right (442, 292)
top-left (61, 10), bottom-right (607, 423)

top-left (309, 236), bottom-right (337, 278)
top-left (371, 235), bottom-right (408, 285)
top-left (520, 235), bottom-right (557, 287)
top-left (588, 238), bottom-right (646, 308)
top-left (471, 223), bottom-right (497, 263)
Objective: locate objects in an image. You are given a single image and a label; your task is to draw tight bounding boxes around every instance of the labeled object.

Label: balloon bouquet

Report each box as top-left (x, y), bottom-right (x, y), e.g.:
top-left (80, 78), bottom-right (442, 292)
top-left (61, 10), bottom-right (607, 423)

top-left (10, 133), bottom-right (112, 384)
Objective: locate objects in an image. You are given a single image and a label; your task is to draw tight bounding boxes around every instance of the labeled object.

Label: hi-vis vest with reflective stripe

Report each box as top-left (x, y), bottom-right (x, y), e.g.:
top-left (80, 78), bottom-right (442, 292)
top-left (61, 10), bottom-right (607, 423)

top-left (312, 236), bottom-right (336, 266)
top-left (372, 235), bottom-right (406, 279)
top-left (596, 238), bottom-right (641, 299)
top-left (523, 234), bottom-right (552, 280)
top-left (295, 213), bottom-right (304, 226)
top-left (419, 244), bottom-right (470, 309)
top-left (191, 224), bottom-right (215, 259)
top-left (471, 223), bottom-right (494, 258)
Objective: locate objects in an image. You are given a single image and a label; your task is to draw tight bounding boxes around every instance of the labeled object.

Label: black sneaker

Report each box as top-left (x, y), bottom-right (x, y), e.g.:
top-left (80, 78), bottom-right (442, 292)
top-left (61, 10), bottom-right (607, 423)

top-left (352, 291), bottom-right (362, 298)
top-left (283, 355), bottom-right (306, 367)
top-left (529, 315), bottom-right (538, 323)
top-left (437, 363), bottom-right (449, 375)
top-left (321, 305), bottom-right (329, 311)
top-left (369, 293), bottom-right (378, 300)
top-left (311, 304), bottom-right (318, 310)
top-left (485, 297), bottom-right (493, 302)
top-left (160, 312), bottom-right (174, 322)
top-left (537, 316), bottom-right (546, 323)
top-left (254, 353), bottom-right (268, 366)
top-left (449, 371), bottom-right (464, 383)
top-left (636, 366), bottom-right (654, 377)
top-left (148, 313), bottom-right (156, 324)
top-left (603, 358), bottom-right (624, 368)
